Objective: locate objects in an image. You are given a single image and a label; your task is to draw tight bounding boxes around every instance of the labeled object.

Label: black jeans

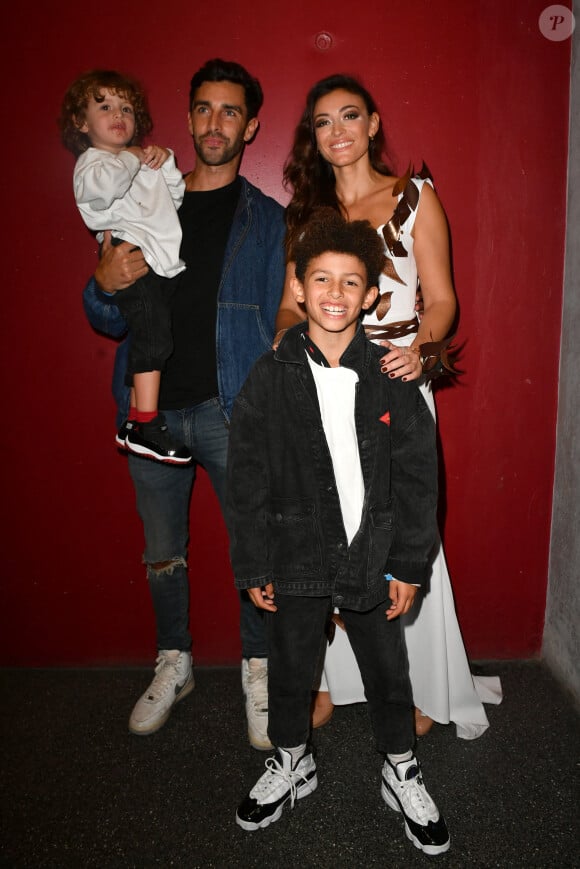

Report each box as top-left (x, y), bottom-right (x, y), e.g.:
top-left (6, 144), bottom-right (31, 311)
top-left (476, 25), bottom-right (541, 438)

top-left (266, 595), bottom-right (414, 754)
top-left (111, 239), bottom-right (175, 381)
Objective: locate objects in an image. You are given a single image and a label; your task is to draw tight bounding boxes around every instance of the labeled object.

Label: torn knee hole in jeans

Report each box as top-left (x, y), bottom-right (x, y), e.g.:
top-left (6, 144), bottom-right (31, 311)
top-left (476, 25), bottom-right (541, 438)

top-left (146, 556), bottom-right (187, 576)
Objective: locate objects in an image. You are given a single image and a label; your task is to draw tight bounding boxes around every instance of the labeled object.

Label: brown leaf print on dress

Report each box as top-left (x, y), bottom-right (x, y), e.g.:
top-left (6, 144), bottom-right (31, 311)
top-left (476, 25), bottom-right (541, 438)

top-left (377, 163), bottom-right (432, 318)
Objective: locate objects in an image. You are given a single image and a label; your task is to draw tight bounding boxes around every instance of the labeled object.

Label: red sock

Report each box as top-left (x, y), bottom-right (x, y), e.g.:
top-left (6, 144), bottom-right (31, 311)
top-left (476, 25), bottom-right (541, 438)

top-left (135, 410), bottom-right (158, 424)
top-left (128, 407), bottom-right (137, 422)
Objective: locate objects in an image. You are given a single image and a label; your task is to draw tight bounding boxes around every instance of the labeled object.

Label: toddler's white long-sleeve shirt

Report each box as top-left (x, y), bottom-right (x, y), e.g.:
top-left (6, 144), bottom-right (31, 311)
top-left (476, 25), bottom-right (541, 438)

top-left (74, 147), bottom-right (185, 278)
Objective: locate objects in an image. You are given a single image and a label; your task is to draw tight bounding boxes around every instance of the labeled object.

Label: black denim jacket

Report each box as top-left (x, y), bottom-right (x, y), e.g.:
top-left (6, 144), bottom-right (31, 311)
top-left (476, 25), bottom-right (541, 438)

top-left (226, 322), bottom-right (438, 611)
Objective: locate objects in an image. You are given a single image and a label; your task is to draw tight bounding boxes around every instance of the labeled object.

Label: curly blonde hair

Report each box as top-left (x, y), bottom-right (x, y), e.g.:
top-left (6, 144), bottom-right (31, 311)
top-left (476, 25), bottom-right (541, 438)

top-left (59, 69), bottom-right (153, 157)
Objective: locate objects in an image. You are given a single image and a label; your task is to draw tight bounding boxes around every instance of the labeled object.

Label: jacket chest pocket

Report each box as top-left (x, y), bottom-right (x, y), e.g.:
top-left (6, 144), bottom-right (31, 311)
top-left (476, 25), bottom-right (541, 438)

top-left (268, 498), bottom-right (322, 576)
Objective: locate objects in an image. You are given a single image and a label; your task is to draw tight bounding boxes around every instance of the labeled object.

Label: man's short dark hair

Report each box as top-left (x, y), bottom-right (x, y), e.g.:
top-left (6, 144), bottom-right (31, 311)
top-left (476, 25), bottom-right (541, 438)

top-left (294, 208), bottom-right (386, 289)
top-left (189, 59), bottom-right (263, 120)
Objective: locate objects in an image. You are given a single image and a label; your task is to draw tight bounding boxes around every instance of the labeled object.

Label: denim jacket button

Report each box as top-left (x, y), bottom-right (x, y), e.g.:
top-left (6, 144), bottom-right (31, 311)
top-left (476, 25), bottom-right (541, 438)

top-left (336, 542), bottom-right (344, 551)
top-left (275, 513), bottom-right (283, 522)
top-left (334, 595), bottom-right (344, 606)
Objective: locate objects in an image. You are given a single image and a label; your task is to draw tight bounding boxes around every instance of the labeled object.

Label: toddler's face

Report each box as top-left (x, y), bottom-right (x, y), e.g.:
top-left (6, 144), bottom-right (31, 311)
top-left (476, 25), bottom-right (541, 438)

top-left (78, 88), bottom-right (136, 153)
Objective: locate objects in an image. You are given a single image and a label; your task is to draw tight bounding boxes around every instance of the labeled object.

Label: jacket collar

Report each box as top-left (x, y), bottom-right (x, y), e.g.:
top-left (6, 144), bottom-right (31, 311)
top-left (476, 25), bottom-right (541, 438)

top-left (275, 321), bottom-right (373, 377)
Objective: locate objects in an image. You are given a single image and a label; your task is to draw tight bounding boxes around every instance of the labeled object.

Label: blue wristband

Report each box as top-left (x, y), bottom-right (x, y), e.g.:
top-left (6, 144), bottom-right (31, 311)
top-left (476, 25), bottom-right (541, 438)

top-left (384, 573), bottom-right (393, 582)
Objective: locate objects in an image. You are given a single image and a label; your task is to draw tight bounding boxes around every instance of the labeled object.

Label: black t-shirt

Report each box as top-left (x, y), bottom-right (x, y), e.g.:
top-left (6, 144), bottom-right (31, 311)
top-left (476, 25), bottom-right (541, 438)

top-left (158, 177), bottom-right (241, 410)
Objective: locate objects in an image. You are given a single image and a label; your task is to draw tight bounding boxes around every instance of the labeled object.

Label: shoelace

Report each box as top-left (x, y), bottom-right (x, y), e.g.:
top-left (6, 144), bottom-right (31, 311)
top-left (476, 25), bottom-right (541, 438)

top-left (145, 655), bottom-right (180, 701)
top-left (398, 773), bottom-right (437, 824)
top-left (253, 755), bottom-right (311, 809)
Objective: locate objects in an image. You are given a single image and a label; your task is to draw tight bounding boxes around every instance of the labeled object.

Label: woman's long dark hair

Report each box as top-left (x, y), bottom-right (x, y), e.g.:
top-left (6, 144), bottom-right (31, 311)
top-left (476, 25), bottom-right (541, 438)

top-left (283, 74), bottom-right (394, 255)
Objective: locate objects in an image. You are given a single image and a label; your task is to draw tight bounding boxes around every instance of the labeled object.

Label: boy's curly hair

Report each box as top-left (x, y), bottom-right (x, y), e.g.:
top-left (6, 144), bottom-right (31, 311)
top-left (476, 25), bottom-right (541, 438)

top-left (294, 208), bottom-right (386, 289)
top-left (59, 69), bottom-right (153, 157)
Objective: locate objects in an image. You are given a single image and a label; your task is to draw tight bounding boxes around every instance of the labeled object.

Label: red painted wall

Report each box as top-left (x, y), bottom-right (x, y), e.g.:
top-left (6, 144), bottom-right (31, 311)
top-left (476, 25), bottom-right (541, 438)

top-left (1, 1), bottom-right (570, 664)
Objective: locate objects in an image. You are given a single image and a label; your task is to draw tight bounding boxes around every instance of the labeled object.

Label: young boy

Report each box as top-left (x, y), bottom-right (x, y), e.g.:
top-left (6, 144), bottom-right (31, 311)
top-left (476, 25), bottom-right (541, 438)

top-left (225, 209), bottom-right (450, 855)
top-left (60, 69), bottom-right (191, 464)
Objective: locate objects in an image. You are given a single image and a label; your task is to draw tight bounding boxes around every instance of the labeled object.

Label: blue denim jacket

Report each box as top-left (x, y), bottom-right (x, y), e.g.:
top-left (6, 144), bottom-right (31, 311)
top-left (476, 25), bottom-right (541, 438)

top-left (82, 176), bottom-right (286, 424)
top-left (226, 323), bottom-right (438, 610)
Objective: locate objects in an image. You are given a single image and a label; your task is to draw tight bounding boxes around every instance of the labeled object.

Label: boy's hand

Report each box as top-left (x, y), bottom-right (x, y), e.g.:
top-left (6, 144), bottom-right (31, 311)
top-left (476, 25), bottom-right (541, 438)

top-left (142, 144), bottom-right (170, 169)
top-left (248, 583), bottom-right (277, 612)
top-left (386, 579), bottom-right (417, 620)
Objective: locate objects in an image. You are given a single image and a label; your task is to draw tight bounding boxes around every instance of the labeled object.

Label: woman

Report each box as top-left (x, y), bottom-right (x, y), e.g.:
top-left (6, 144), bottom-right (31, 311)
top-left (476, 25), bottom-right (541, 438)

top-left (277, 74), bottom-right (502, 739)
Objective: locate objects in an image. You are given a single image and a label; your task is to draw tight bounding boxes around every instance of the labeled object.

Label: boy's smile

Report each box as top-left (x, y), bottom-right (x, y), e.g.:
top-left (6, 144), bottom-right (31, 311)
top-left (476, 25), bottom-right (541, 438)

top-left (293, 251), bottom-right (378, 361)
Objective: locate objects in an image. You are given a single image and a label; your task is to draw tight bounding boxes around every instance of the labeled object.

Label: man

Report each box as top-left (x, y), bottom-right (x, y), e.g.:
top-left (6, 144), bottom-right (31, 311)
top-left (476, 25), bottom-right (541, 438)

top-left (83, 59), bottom-right (286, 749)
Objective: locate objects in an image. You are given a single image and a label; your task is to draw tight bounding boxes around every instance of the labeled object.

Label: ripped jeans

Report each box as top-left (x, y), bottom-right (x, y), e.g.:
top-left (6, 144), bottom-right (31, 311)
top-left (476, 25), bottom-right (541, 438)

top-left (128, 399), bottom-right (266, 657)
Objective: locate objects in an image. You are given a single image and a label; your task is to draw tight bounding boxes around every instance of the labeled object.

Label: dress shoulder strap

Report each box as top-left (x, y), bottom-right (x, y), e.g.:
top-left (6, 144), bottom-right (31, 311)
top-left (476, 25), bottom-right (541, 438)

top-left (381, 162), bottom-right (433, 257)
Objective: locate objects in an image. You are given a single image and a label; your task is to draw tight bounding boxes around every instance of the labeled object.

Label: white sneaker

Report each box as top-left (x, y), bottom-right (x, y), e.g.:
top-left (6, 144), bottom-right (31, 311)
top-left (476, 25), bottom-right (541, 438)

top-left (129, 650), bottom-right (194, 735)
top-left (381, 756), bottom-right (450, 855)
top-left (236, 747), bottom-right (318, 830)
top-left (242, 658), bottom-right (272, 750)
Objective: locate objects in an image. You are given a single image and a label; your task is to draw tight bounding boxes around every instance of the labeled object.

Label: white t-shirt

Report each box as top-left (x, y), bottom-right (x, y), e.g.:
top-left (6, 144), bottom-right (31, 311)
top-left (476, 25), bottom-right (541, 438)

top-left (307, 355), bottom-right (364, 546)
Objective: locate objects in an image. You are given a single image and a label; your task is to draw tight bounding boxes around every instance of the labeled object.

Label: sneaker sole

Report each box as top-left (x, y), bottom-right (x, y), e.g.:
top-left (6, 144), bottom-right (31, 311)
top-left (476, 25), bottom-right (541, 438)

top-left (115, 437), bottom-right (129, 450)
top-left (126, 442), bottom-right (192, 465)
top-left (235, 774), bottom-right (318, 831)
top-left (248, 730), bottom-right (273, 751)
top-left (128, 674), bottom-right (195, 736)
top-left (380, 782), bottom-right (450, 856)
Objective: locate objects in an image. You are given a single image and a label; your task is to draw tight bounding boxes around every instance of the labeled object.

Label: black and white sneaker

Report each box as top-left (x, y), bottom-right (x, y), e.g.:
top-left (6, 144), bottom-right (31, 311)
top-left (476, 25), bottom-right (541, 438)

top-left (126, 414), bottom-right (192, 465)
top-left (115, 418), bottom-right (135, 449)
top-left (381, 756), bottom-right (450, 855)
top-left (236, 747), bottom-right (318, 831)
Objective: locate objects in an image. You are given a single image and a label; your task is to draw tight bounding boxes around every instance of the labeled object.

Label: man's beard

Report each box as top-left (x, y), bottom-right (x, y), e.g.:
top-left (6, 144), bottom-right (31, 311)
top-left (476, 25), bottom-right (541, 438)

top-left (193, 131), bottom-right (245, 167)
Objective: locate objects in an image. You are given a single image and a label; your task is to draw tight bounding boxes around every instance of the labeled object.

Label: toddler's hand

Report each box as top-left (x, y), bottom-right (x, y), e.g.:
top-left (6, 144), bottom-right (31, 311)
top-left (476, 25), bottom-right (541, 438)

top-left (142, 145), bottom-right (170, 170)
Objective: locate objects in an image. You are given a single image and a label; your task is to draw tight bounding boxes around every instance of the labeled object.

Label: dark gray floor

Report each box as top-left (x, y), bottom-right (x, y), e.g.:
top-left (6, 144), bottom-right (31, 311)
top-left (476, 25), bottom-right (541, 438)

top-left (1, 661), bottom-right (579, 868)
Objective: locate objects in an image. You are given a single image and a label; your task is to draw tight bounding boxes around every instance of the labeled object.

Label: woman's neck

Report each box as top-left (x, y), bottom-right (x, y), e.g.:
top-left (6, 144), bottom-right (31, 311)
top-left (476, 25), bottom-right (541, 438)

top-left (333, 162), bottom-right (378, 207)
top-left (333, 164), bottom-right (397, 225)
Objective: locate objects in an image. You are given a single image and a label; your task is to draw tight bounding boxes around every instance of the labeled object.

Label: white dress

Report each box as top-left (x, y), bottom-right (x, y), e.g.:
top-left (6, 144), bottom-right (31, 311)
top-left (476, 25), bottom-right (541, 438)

top-left (319, 175), bottom-right (502, 739)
